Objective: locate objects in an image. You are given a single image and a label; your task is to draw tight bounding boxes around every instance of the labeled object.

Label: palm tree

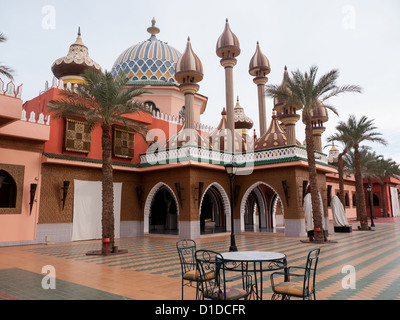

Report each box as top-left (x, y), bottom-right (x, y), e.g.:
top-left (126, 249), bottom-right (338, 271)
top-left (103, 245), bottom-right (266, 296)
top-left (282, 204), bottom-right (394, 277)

top-left (49, 69), bottom-right (149, 253)
top-left (341, 115), bottom-right (387, 229)
top-left (327, 124), bottom-right (355, 209)
top-left (266, 66), bottom-right (362, 241)
top-left (0, 32), bottom-right (15, 80)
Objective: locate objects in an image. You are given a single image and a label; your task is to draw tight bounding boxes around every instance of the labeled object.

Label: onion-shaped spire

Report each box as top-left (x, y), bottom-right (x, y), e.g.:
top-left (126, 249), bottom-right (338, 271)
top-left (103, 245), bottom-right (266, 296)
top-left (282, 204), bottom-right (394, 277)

top-left (302, 99), bottom-right (329, 125)
top-left (175, 37), bottom-right (203, 84)
top-left (249, 41), bottom-right (270, 78)
top-left (216, 19), bottom-right (241, 59)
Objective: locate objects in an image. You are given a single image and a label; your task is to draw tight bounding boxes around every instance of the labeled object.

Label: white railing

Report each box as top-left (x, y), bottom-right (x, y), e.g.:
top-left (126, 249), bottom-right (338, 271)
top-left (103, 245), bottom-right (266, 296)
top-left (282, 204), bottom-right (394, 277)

top-left (140, 145), bottom-right (328, 167)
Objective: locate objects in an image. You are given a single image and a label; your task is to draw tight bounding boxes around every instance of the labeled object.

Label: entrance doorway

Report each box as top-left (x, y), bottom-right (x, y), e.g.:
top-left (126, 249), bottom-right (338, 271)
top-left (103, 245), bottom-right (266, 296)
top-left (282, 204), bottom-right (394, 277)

top-left (200, 185), bottom-right (227, 234)
top-left (149, 185), bottom-right (178, 234)
top-left (241, 182), bottom-right (284, 233)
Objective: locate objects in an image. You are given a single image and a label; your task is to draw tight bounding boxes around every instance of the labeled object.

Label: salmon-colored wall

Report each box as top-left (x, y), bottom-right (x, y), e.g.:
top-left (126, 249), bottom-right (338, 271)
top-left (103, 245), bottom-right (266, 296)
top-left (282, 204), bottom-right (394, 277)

top-left (0, 148), bottom-right (44, 243)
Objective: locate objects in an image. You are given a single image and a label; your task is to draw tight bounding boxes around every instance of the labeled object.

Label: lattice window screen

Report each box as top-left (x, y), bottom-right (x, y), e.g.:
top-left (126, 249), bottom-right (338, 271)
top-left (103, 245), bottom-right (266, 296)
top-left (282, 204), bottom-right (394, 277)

top-left (64, 118), bottom-right (91, 153)
top-left (113, 127), bottom-right (135, 159)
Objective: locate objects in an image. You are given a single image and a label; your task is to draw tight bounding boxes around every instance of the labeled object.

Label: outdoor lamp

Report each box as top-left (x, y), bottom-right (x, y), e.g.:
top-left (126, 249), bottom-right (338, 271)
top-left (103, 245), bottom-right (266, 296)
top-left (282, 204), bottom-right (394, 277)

top-left (225, 162), bottom-right (239, 252)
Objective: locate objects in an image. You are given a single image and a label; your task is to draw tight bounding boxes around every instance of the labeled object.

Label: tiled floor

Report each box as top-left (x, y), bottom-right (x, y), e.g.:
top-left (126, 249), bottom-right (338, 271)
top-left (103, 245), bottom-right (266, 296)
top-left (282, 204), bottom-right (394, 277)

top-left (1, 219), bottom-right (400, 300)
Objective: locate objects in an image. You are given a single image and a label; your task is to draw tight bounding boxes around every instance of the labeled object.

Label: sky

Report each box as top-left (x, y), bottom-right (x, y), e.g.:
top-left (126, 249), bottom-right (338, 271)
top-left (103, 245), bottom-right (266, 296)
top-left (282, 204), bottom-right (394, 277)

top-left (1, 0), bottom-right (399, 163)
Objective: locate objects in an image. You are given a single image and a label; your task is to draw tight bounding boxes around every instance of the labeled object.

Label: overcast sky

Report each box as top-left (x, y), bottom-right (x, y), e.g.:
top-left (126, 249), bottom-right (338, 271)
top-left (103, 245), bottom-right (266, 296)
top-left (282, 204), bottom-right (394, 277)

top-left (1, 0), bottom-right (399, 163)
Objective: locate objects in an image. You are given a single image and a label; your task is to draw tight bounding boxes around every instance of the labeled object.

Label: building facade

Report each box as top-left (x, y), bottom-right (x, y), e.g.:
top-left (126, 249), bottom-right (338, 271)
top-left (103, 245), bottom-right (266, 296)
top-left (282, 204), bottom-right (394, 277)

top-left (1, 19), bottom-right (399, 246)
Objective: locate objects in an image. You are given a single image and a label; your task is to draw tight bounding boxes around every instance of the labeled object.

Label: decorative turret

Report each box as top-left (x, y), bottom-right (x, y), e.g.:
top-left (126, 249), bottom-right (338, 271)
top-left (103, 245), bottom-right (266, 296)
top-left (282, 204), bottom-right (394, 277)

top-left (209, 108), bottom-right (251, 153)
top-left (254, 111), bottom-right (288, 150)
top-left (51, 28), bottom-right (102, 85)
top-left (234, 97), bottom-right (253, 131)
top-left (216, 19), bottom-right (241, 60)
top-left (175, 37), bottom-right (204, 85)
top-left (165, 37), bottom-right (208, 149)
top-left (328, 143), bottom-right (340, 165)
top-left (273, 66), bottom-right (301, 146)
top-left (249, 42), bottom-right (270, 136)
top-left (216, 19), bottom-right (240, 152)
top-left (302, 99), bottom-right (329, 152)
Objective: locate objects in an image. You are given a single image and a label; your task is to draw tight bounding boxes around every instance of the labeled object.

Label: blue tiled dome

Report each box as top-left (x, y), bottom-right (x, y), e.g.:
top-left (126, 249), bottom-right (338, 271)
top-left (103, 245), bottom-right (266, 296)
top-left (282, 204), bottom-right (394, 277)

top-left (111, 19), bottom-right (182, 84)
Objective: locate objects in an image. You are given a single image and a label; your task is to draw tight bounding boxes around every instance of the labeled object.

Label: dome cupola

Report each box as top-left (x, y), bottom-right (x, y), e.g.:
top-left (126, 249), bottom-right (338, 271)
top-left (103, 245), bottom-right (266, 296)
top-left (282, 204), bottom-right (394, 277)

top-left (234, 97), bottom-right (253, 130)
top-left (254, 112), bottom-right (288, 150)
top-left (51, 28), bottom-right (102, 83)
top-left (111, 18), bottom-right (182, 84)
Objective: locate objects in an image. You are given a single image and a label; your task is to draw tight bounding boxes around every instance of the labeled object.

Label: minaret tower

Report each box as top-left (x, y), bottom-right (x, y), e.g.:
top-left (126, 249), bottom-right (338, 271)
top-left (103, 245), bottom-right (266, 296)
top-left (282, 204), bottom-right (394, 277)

top-left (216, 19), bottom-right (241, 153)
top-left (273, 66), bottom-right (301, 146)
top-left (174, 37), bottom-right (204, 145)
top-left (302, 100), bottom-right (329, 152)
top-left (249, 41), bottom-right (270, 136)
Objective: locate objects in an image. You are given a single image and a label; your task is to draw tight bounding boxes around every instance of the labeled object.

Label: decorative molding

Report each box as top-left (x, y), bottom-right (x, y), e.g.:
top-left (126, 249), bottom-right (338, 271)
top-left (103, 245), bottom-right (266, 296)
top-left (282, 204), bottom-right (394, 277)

top-left (0, 79), bottom-right (23, 99)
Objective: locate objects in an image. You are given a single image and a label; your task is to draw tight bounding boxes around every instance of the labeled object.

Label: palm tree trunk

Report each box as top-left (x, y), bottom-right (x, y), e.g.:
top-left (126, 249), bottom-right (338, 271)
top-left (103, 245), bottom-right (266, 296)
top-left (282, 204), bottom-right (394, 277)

top-left (354, 145), bottom-right (368, 229)
top-left (381, 182), bottom-right (388, 217)
top-left (338, 152), bottom-right (346, 210)
top-left (101, 123), bottom-right (115, 253)
top-left (304, 116), bottom-right (325, 241)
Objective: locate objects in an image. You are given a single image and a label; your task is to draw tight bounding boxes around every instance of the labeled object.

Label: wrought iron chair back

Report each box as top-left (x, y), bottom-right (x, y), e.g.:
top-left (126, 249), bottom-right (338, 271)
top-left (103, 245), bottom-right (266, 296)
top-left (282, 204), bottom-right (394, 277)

top-left (196, 249), bottom-right (252, 300)
top-left (176, 239), bottom-right (198, 299)
top-left (303, 247), bottom-right (320, 298)
top-left (270, 248), bottom-right (321, 300)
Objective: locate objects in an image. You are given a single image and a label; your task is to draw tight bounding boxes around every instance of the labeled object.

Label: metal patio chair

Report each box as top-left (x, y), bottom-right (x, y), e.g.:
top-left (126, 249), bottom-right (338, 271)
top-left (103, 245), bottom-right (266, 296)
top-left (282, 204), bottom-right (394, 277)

top-left (176, 239), bottom-right (202, 299)
top-left (195, 249), bottom-right (252, 300)
top-left (270, 248), bottom-right (321, 300)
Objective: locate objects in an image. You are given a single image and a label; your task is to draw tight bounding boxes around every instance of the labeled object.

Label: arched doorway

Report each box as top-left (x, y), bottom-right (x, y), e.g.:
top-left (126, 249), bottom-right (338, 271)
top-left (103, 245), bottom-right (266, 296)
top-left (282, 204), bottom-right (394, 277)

top-left (241, 182), bottom-right (284, 233)
top-left (145, 183), bottom-right (179, 235)
top-left (199, 183), bottom-right (229, 234)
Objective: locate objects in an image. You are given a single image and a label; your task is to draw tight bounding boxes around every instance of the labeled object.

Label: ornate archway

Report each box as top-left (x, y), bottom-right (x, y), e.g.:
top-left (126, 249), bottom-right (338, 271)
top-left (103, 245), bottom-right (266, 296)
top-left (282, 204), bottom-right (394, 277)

top-left (144, 182), bottom-right (180, 234)
top-left (199, 182), bottom-right (230, 233)
top-left (240, 181), bottom-right (284, 232)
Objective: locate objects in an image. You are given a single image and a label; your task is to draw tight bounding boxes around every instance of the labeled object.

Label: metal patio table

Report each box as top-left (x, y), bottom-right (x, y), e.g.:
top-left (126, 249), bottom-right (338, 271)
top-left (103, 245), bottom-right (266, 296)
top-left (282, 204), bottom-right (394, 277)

top-left (221, 251), bottom-right (287, 300)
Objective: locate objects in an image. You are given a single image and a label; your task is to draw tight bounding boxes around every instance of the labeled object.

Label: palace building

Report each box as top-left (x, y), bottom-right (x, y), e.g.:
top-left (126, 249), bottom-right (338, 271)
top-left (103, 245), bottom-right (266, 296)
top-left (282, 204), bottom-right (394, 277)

top-left (1, 19), bottom-right (399, 245)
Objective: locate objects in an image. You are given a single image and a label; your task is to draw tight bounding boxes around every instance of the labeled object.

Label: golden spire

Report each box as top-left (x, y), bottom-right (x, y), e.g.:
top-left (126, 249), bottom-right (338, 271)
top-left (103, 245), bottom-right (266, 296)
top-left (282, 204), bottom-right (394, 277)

top-left (147, 17), bottom-right (160, 39)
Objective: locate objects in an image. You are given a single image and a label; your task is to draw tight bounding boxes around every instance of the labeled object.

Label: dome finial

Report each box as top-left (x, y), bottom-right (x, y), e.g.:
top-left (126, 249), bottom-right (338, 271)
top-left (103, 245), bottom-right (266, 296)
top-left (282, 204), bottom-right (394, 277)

top-left (78, 26), bottom-right (81, 36)
top-left (147, 17), bottom-right (160, 40)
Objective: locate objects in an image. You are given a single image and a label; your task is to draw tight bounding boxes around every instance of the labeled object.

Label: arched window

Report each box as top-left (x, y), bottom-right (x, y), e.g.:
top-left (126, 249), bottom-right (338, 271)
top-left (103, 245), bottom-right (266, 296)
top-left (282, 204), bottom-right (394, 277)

top-left (0, 170), bottom-right (17, 208)
top-left (345, 192), bottom-right (350, 207)
top-left (373, 193), bottom-right (380, 207)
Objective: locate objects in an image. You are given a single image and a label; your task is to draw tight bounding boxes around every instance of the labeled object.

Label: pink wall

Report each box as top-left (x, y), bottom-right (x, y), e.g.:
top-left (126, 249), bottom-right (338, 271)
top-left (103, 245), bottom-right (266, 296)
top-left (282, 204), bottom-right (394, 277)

top-left (0, 148), bottom-right (44, 243)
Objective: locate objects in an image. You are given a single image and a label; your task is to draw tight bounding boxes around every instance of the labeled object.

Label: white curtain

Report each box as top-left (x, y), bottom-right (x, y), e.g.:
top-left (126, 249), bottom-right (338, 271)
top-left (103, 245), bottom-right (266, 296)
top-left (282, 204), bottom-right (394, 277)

top-left (303, 192), bottom-right (329, 231)
top-left (331, 195), bottom-right (349, 227)
top-left (390, 187), bottom-right (400, 217)
top-left (72, 180), bottom-right (122, 241)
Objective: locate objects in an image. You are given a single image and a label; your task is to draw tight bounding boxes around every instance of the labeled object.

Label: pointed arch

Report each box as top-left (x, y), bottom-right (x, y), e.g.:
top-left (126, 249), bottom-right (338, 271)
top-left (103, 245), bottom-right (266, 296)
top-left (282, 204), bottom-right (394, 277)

top-left (144, 182), bottom-right (179, 234)
top-left (240, 181), bottom-right (284, 232)
top-left (199, 182), bottom-right (231, 232)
